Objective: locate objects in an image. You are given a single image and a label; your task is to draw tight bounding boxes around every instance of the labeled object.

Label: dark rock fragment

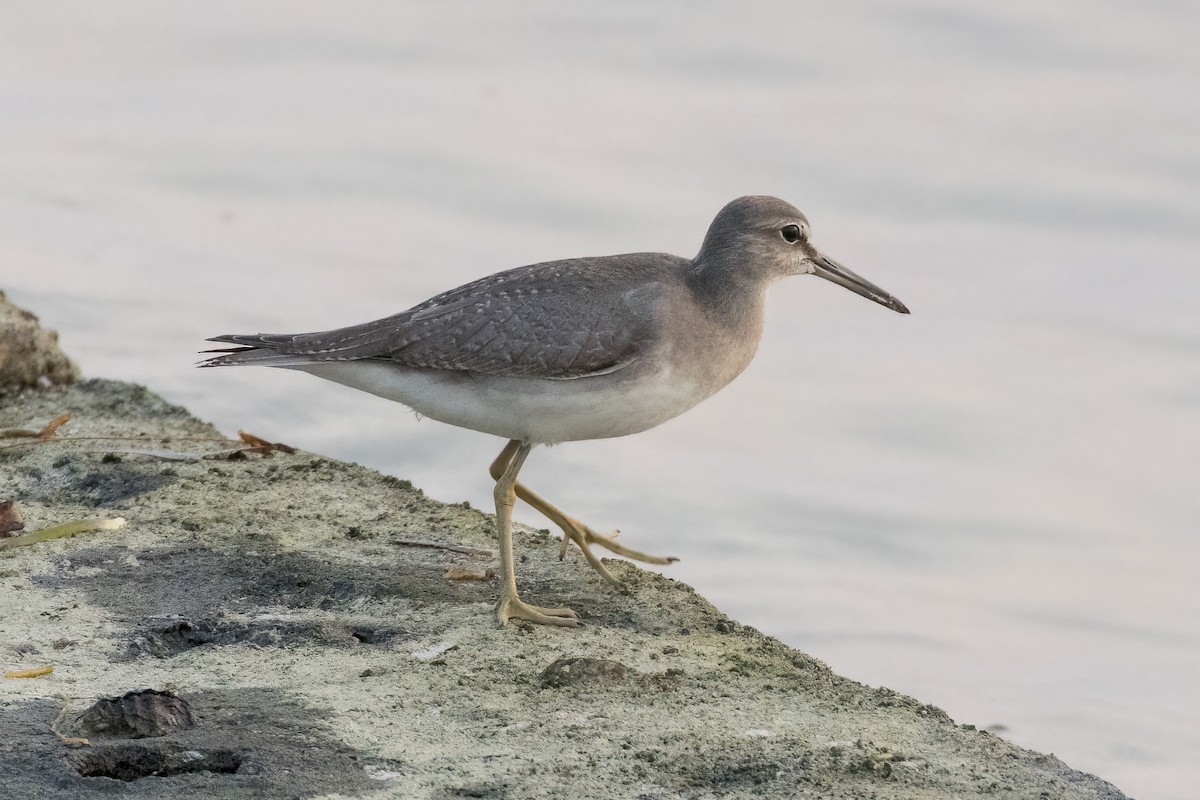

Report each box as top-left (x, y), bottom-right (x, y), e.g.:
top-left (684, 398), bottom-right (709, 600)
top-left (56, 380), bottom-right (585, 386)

top-left (80, 689), bottom-right (196, 738)
top-left (71, 742), bottom-right (240, 781)
top-left (538, 656), bottom-right (629, 689)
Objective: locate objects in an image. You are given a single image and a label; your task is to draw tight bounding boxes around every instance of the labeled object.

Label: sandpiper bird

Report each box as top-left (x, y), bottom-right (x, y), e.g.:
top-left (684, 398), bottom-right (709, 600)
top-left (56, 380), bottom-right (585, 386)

top-left (201, 196), bottom-right (909, 627)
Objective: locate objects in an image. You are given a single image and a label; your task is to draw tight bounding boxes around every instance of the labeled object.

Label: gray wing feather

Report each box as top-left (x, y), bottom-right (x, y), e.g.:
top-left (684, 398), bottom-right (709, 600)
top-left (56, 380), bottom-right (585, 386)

top-left (206, 254), bottom-right (678, 380)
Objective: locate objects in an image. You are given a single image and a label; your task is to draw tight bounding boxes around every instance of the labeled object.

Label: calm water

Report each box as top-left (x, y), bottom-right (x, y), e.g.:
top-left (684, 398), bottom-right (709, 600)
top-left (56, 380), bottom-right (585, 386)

top-left (3, 3), bottom-right (1198, 797)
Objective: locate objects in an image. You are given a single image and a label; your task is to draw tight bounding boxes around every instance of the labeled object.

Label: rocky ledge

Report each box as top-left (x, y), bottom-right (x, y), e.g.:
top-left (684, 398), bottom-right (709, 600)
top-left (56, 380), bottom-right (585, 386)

top-left (0, 297), bottom-right (1126, 799)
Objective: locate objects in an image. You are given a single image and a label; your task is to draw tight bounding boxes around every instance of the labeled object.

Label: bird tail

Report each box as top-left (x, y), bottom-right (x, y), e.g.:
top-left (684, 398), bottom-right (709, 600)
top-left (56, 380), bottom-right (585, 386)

top-left (198, 334), bottom-right (321, 368)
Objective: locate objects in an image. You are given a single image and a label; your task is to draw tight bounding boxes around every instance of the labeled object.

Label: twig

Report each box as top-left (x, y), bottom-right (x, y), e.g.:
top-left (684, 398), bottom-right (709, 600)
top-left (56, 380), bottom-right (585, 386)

top-left (0, 431), bottom-right (295, 455)
top-left (52, 694), bottom-right (90, 746)
top-left (393, 539), bottom-right (496, 557)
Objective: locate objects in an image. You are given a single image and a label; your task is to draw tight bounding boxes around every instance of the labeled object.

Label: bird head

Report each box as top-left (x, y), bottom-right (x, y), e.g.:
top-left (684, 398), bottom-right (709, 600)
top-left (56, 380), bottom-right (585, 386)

top-left (698, 195), bottom-right (910, 314)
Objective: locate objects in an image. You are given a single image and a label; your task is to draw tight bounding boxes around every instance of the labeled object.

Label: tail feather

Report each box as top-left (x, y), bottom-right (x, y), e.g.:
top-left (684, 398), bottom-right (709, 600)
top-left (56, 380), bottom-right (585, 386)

top-left (199, 333), bottom-right (326, 368)
top-left (206, 333), bottom-right (297, 348)
top-left (198, 350), bottom-right (324, 368)
top-left (199, 317), bottom-right (403, 367)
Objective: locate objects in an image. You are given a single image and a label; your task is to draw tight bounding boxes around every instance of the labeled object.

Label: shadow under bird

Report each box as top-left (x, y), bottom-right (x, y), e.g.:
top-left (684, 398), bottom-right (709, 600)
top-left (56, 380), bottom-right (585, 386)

top-left (201, 195), bottom-right (909, 627)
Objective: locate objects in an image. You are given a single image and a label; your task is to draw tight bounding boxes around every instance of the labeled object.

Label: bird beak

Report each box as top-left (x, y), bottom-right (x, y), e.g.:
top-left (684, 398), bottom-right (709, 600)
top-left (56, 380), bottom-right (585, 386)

top-left (809, 254), bottom-right (910, 314)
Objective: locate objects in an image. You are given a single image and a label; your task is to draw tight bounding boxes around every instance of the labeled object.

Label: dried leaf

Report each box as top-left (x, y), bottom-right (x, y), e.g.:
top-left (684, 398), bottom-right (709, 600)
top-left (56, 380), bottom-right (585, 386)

top-left (443, 565), bottom-right (496, 582)
top-left (237, 430), bottom-right (272, 447)
top-left (238, 430), bottom-right (296, 454)
top-left (37, 413), bottom-right (71, 440)
top-left (0, 413), bottom-right (70, 440)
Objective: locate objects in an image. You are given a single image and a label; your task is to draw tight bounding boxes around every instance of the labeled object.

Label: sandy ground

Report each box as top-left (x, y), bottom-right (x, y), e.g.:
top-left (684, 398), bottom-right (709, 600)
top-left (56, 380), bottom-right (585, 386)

top-left (0, 298), bottom-right (1128, 799)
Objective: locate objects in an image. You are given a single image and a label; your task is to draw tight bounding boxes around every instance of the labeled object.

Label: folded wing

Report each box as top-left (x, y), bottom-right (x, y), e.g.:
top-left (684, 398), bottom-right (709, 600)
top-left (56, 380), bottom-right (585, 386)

top-left (203, 254), bottom-right (676, 381)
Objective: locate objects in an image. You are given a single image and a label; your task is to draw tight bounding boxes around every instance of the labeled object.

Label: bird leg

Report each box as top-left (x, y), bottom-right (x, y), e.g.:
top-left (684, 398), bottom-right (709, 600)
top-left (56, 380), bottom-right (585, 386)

top-left (493, 441), bottom-right (579, 627)
top-left (490, 440), bottom-right (679, 589)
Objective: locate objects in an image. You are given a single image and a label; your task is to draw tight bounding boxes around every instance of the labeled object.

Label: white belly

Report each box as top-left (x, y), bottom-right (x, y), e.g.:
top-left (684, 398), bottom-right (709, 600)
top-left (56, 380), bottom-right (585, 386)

top-left (288, 361), bottom-right (708, 444)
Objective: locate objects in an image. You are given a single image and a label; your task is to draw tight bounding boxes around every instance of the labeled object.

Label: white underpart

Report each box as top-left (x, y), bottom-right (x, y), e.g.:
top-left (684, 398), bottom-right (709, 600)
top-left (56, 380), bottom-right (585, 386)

top-left (288, 361), bottom-right (705, 444)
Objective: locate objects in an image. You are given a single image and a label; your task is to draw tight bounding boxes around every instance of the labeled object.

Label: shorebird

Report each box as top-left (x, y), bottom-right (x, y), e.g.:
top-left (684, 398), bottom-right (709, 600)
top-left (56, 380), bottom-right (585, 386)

top-left (201, 196), bottom-right (909, 627)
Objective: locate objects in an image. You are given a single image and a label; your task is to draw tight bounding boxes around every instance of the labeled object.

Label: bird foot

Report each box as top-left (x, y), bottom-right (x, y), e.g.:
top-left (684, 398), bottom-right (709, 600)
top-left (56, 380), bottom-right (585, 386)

top-left (556, 517), bottom-right (678, 588)
top-left (496, 591), bottom-right (579, 628)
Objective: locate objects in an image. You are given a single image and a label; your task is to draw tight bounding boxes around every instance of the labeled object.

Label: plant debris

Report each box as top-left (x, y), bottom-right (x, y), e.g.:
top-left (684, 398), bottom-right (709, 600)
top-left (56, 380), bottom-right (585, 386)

top-left (443, 565), bottom-right (496, 581)
top-left (394, 539), bottom-right (496, 557)
top-left (237, 429), bottom-right (297, 455)
top-left (0, 412), bottom-right (70, 440)
top-left (0, 499), bottom-right (24, 536)
top-left (0, 517), bottom-right (126, 554)
top-left (4, 665), bottom-right (54, 679)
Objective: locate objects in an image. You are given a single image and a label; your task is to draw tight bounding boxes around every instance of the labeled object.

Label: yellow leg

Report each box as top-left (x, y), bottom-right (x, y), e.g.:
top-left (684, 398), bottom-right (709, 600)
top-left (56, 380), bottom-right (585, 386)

top-left (493, 441), bottom-right (578, 627)
top-left (489, 440), bottom-right (678, 588)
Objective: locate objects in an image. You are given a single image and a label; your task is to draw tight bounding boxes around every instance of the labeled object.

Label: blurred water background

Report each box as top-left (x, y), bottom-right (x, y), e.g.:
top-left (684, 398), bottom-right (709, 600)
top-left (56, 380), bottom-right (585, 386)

top-left (2, 3), bottom-right (1197, 797)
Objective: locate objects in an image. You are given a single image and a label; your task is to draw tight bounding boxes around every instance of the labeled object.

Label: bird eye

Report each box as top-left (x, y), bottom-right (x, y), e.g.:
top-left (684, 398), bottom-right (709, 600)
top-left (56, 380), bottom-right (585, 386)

top-left (780, 224), bottom-right (802, 243)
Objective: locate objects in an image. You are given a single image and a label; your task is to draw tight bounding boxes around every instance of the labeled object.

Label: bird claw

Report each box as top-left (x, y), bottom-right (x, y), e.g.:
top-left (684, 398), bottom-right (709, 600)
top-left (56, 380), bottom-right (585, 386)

top-left (496, 592), bottom-right (579, 627)
top-left (556, 517), bottom-right (678, 588)
top-left (558, 526), bottom-right (620, 560)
